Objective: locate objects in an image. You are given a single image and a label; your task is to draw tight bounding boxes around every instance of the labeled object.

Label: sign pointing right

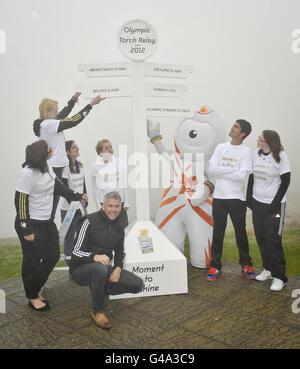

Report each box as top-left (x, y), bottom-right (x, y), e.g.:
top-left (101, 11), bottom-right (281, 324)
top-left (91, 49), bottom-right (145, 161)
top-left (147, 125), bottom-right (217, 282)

top-left (145, 62), bottom-right (194, 79)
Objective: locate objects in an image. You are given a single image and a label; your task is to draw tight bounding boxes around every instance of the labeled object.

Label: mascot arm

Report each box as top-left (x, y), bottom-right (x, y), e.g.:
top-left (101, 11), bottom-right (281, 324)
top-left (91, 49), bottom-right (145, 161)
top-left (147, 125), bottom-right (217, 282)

top-left (190, 185), bottom-right (210, 207)
top-left (147, 118), bottom-right (173, 163)
top-left (191, 164), bottom-right (214, 207)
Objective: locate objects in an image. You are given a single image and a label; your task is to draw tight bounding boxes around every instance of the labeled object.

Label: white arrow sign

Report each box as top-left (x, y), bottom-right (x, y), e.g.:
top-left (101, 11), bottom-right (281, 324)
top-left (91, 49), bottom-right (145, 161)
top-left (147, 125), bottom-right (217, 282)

top-left (77, 83), bottom-right (133, 98)
top-left (146, 103), bottom-right (193, 117)
top-left (78, 62), bottom-right (132, 77)
top-left (146, 83), bottom-right (187, 98)
top-left (145, 62), bottom-right (193, 79)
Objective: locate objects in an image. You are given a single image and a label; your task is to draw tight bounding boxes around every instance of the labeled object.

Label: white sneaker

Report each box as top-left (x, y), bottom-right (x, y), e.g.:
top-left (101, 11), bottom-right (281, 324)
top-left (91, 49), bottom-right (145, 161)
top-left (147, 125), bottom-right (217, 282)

top-left (255, 269), bottom-right (272, 282)
top-left (270, 278), bottom-right (287, 292)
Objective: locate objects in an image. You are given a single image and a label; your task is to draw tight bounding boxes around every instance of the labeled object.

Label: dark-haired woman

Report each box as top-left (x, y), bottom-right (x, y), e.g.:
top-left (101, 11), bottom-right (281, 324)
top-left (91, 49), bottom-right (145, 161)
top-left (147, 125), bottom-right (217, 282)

top-left (14, 140), bottom-right (88, 311)
top-left (33, 93), bottom-right (105, 219)
top-left (60, 141), bottom-right (87, 266)
top-left (247, 130), bottom-right (291, 291)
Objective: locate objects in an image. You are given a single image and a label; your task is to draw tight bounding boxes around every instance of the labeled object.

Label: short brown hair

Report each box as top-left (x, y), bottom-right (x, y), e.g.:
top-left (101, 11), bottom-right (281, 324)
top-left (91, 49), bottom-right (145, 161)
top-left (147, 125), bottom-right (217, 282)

top-left (95, 139), bottom-right (110, 154)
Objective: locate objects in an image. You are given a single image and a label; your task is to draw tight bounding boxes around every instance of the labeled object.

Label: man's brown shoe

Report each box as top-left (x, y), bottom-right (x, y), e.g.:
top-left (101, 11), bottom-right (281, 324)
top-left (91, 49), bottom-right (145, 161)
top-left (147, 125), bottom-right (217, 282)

top-left (90, 311), bottom-right (112, 329)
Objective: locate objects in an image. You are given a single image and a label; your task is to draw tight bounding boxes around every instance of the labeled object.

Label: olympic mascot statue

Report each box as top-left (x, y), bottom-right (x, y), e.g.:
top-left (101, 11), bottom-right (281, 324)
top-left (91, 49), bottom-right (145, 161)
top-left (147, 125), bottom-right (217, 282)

top-left (147, 106), bottom-right (226, 268)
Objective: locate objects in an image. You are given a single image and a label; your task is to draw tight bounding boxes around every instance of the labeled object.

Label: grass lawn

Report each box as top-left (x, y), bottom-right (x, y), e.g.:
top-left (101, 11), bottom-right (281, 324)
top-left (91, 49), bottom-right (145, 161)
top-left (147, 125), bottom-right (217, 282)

top-left (0, 246), bottom-right (67, 280)
top-left (185, 228), bottom-right (300, 276)
top-left (0, 229), bottom-right (299, 280)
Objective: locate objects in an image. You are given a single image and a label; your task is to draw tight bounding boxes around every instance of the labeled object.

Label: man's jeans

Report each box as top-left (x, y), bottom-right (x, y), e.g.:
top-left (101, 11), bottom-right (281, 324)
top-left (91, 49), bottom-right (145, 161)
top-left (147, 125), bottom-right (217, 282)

top-left (71, 262), bottom-right (144, 313)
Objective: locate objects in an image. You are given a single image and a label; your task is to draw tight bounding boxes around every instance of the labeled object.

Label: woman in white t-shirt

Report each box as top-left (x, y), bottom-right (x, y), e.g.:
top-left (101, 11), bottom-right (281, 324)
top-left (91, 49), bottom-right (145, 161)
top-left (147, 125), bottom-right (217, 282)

top-left (14, 140), bottom-right (88, 311)
top-left (247, 130), bottom-right (291, 291)
top-left (60, 140), bottom-right (87, 266)
top-left (33, 93), bottom-right (105, 219)
top-left (91, 139), bottom-right (129, 227)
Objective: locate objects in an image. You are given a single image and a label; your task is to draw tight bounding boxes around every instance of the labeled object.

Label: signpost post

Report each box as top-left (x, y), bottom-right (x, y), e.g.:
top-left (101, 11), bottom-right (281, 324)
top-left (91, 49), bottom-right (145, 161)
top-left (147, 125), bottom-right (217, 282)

top-left (78, 19), bottom-right (194, 298)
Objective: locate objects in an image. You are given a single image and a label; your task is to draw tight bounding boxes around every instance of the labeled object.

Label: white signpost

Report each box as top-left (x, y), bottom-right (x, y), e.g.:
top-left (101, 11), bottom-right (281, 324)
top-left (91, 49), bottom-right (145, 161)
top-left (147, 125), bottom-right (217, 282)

top-left (78, 19), bottom-right (194, 299)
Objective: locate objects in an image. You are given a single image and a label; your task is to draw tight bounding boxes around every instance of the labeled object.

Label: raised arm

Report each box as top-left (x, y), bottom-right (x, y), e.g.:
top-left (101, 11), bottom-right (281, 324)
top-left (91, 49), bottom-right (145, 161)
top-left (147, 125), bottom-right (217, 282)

top-left (147, 118), bottom-right (173, 163)
top-left (55, 93), bottom-right (79, 120)
top-left (57, 95), bottom-right (105, 132)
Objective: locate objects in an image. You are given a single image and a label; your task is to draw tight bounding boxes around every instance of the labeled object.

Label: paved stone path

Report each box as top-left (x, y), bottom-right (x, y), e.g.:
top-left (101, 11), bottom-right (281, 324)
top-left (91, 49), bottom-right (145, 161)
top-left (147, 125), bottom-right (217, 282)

top-left (0, 262), bottom-right (299, 349)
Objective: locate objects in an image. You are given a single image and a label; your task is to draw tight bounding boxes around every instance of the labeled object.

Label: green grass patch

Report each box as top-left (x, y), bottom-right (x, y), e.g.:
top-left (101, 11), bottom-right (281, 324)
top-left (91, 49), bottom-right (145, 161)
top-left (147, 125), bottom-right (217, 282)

top-left (185, 228), bottom-right (300, 276)
top-left (1, 228), bottom-right (299, 280)
top-left (0, 245), bottom-right (68, 280)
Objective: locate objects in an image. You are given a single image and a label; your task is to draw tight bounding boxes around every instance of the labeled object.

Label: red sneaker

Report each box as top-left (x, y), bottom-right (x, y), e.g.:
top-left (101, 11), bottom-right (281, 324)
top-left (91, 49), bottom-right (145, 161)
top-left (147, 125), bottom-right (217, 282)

top-left (241, 265), bottom-right (256, 279)
top-left (206, 267), bottom-right (221, 281)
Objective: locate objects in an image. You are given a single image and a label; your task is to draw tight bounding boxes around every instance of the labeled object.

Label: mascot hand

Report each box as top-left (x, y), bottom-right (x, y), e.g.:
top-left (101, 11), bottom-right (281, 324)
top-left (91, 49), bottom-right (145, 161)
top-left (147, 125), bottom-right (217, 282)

top-left (147, 118), bottom-right (161, 138)
top-left (190, 186), bottom-right (210, 207)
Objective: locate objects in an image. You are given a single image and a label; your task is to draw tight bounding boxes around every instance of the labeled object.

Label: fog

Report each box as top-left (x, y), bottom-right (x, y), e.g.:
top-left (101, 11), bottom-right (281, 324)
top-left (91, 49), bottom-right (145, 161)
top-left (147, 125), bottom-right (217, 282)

top-left (1, 0), bottom-right (299, 238)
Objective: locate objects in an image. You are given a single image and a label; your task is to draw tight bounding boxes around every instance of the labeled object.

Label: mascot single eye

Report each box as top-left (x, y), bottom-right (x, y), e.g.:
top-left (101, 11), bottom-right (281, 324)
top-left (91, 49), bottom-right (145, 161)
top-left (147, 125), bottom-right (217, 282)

top-left (179, 119), bottom-right (213, 147)
top-left (189, 130), bottom-right (197, 138)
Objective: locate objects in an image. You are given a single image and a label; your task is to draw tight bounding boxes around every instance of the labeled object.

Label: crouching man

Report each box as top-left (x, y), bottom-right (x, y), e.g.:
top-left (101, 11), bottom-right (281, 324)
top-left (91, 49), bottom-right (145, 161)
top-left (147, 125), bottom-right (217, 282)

top-left (69, 191), bottom-right (144, 329)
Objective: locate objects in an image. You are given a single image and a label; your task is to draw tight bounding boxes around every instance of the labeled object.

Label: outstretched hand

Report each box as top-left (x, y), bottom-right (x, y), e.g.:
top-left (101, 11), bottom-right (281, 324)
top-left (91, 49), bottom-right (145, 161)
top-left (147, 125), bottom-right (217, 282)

top-left (90, 95), bottom-right (106, 106)
top-left (72, 92), bottom-right (81, 102)
top-left (147, 118), bottom-right (161, 139)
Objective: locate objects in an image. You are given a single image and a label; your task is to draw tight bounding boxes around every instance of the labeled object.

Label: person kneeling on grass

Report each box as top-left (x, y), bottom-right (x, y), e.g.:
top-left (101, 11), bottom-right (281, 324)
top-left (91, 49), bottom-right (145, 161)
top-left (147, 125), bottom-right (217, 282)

top-left (69, 191), bottom-right (144, 329)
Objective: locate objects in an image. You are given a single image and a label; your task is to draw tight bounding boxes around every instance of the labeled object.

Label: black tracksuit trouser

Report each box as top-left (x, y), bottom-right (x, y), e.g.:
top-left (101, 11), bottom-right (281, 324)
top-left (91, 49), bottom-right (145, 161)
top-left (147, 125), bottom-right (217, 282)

top-left (15, 218), bottom-right (60, 299)
top-left (252, 198), bottom-right (287, 283)
top-left (210, 198), bottom-right (253, 271)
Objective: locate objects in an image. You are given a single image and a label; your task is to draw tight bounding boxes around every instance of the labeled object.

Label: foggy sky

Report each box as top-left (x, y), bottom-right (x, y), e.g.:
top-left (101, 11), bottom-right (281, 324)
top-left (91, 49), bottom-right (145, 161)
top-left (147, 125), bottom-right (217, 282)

top-left (0, 0), bottom-right (299, 237)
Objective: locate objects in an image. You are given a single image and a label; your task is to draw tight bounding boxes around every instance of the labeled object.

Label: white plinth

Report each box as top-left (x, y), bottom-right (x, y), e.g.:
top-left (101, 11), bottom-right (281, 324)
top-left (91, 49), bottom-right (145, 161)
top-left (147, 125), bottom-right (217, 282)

top-left (110, 220), bottom-right (188, 300)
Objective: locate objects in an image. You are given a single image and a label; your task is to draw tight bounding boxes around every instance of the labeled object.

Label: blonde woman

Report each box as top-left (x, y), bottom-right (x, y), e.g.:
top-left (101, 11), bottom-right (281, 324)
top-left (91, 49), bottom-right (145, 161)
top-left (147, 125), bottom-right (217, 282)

top-left (33, 93), bottom-right (105, 218)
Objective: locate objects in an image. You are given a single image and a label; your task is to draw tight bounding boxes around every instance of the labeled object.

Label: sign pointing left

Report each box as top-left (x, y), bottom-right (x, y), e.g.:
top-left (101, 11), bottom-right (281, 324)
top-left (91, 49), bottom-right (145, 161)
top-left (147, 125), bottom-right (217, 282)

top-left (78, 62), bottom-right (132, 77)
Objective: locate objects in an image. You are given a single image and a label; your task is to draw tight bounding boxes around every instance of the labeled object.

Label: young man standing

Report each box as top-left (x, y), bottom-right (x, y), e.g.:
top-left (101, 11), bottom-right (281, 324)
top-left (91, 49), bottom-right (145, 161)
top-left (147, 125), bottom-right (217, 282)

top-left (206, 119), bottom-right (255, 281)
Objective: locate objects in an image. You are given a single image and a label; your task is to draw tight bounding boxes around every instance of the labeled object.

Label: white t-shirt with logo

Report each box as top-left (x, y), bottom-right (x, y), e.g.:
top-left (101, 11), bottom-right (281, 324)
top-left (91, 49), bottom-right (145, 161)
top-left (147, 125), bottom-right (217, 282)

top-left (60, 165), bottom-right (85, 211)
top-left (16, 165), bottom-right (56, 220)
top-left (91, 156), bottom-right (129, 210)
top-left (209, 142), bottom-right (252, 201)
top-left (39, 119), bottom-right (68, 168)
top-left (252, 149), bottom-right (291, 204)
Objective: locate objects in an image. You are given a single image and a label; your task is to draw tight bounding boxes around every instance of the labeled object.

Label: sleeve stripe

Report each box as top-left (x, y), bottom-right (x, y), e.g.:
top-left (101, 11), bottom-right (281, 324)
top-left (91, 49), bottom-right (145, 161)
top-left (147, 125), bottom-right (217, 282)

top-left (19, 193), bottom-right (26, 220)
top-left (22, 193), bottom-right (26, 219)
top-left (73, 219), bottom-right (92, 258)
top-left (60, 113), bottom-right (82, 123)
top-left (19, 193), bottom-right (23, 219)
